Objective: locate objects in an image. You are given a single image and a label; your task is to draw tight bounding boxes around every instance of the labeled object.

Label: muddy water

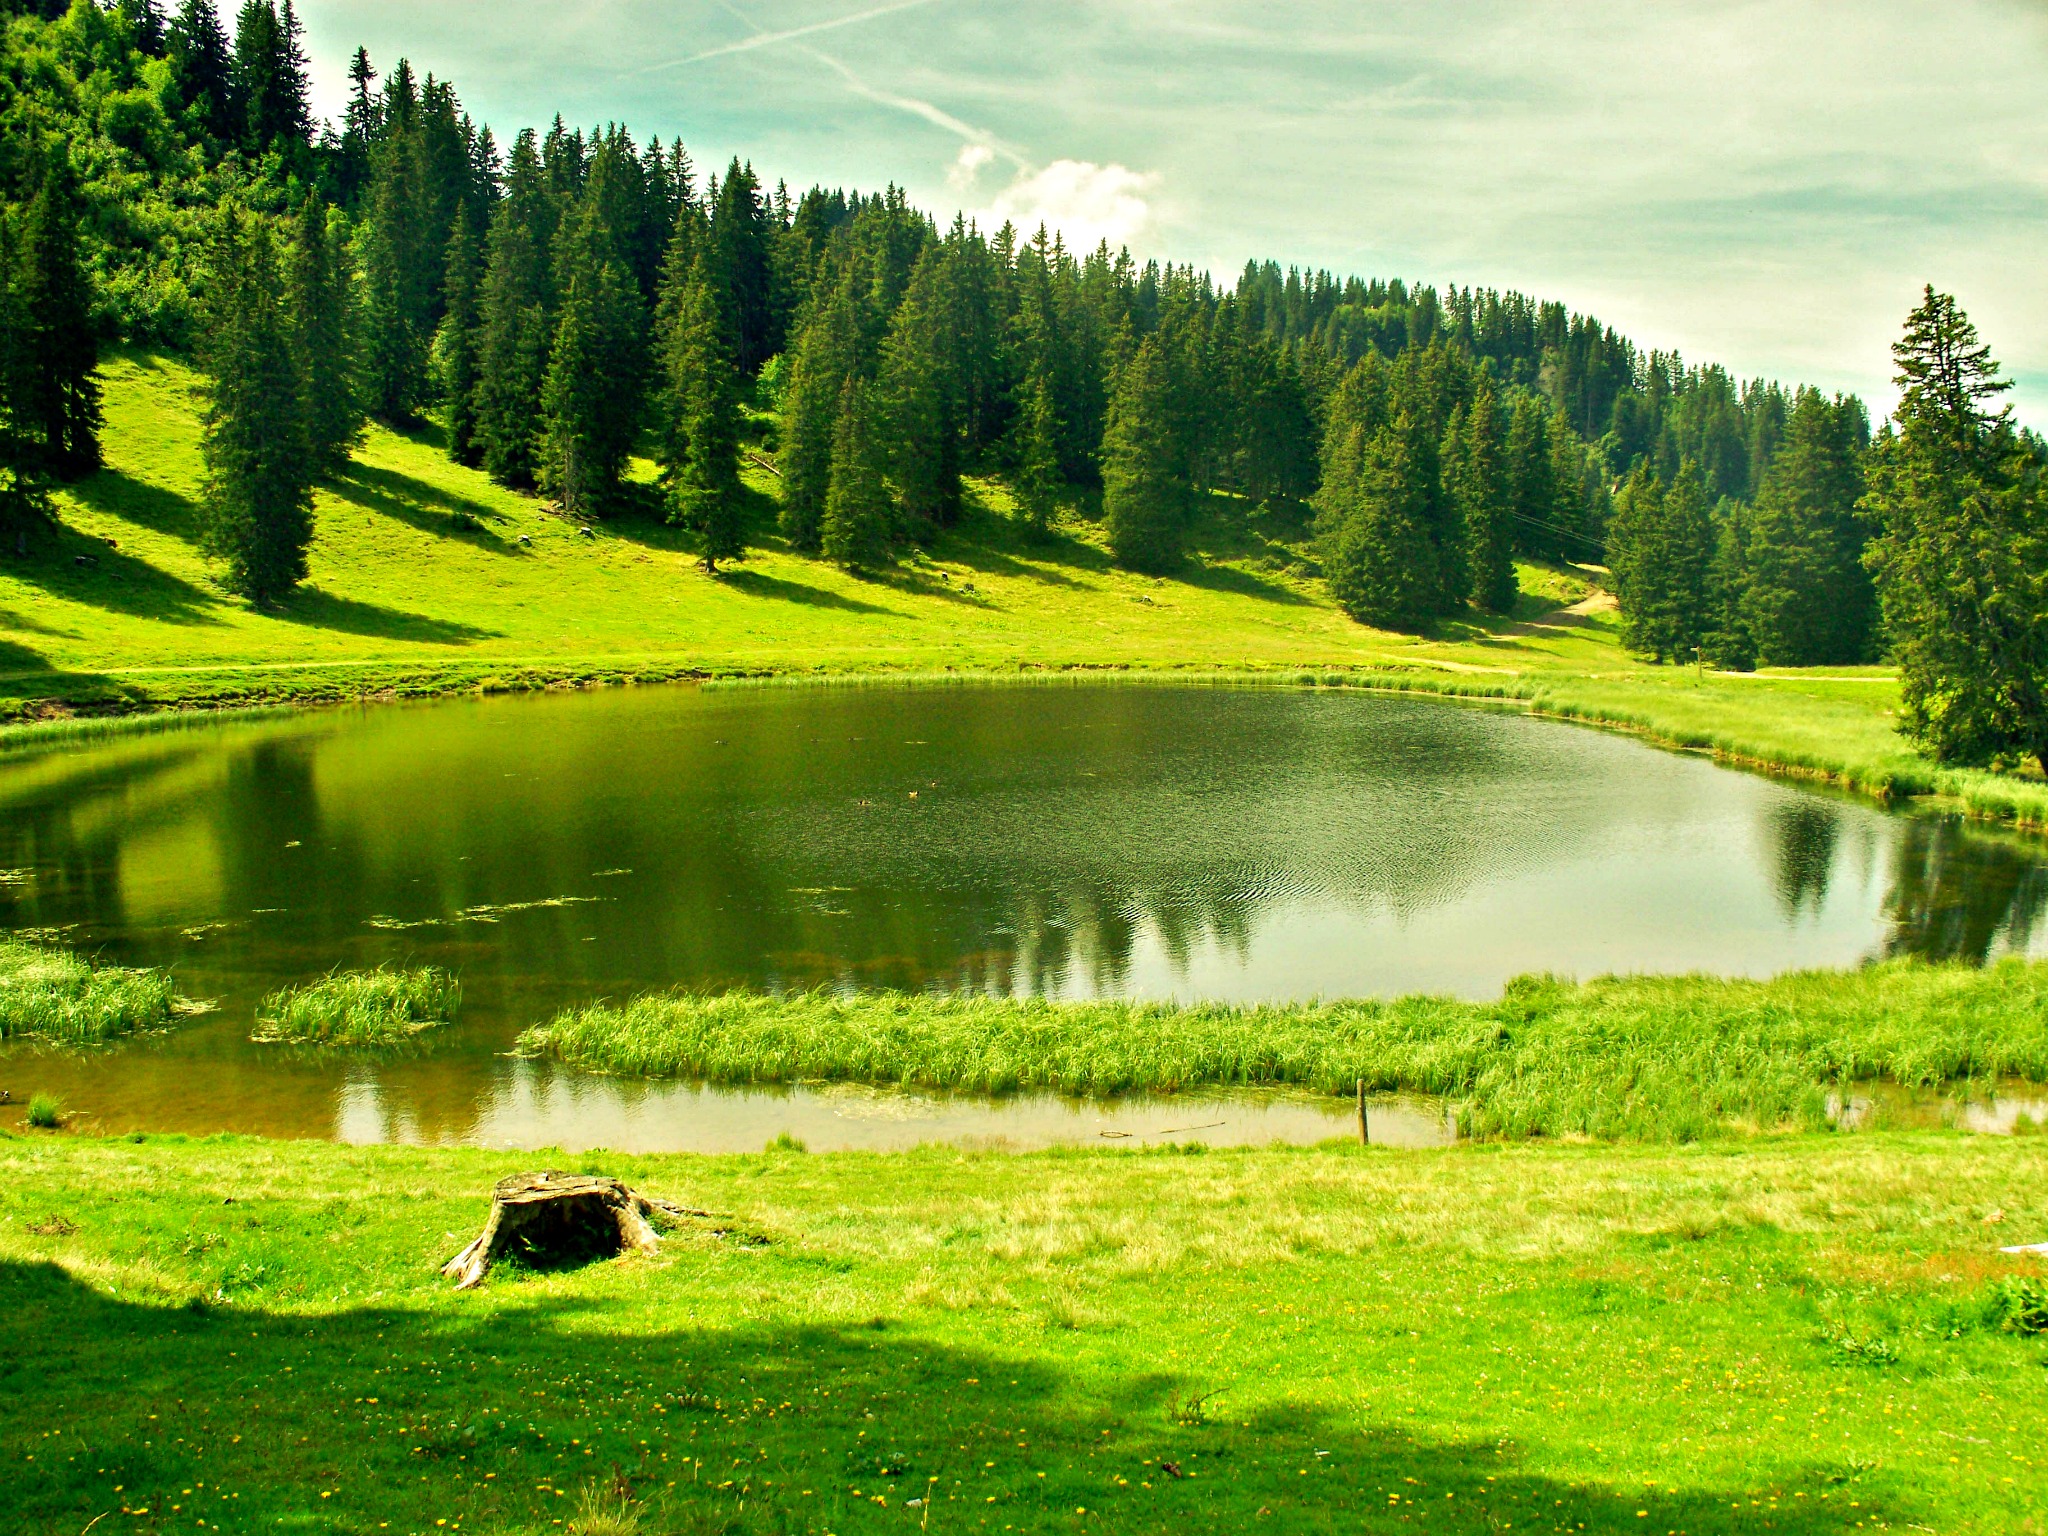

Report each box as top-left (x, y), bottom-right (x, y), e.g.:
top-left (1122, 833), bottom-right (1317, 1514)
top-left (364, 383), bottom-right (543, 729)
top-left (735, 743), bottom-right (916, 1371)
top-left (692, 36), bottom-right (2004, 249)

top-left (4, 682), bottom-right (2045, 1152)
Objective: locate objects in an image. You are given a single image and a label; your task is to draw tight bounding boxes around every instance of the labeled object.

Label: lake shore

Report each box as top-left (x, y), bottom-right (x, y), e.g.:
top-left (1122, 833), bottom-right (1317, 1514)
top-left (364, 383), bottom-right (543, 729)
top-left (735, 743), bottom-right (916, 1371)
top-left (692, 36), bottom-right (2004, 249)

top-left (8, 351), bottom-right (2047, 831)
top-left (4, 1130), bottom-right (2044, 1535)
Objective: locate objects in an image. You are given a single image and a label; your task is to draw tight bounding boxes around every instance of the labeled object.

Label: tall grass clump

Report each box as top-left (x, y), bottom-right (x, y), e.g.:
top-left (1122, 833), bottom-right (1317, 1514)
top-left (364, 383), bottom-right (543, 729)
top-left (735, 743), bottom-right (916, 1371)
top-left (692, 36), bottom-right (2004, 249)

top-left (25, 1091), bottom-right (62, 1128)
top-left (254, 967), bottom-right (461, 1046)
top-left (518, 959), bottom-right (2048, 1143)
top-left (0, 940), bottom-right (179, 1044)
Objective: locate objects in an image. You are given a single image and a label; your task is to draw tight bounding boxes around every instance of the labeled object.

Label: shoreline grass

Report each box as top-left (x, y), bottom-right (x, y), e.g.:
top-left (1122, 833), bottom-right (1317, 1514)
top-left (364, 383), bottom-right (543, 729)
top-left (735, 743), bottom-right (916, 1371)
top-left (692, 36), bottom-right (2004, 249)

top-left (3, 1132), bottom-right (2045, 1534)
top-left (518, 960), bottom-right (2048, 1142)
top-left (251, 966), bottom-right (461, 1047)
top-left (0, 940), bottom-right (178, 1045)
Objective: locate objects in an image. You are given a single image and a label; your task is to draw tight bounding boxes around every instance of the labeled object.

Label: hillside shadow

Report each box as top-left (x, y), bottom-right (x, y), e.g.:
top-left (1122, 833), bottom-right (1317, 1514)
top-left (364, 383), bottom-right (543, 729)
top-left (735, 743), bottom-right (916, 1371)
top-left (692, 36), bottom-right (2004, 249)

top-left (334, 463), bottom-right (524, 554)
top-left (70, 468), bottom-right (207, 544)
top-left (0, 1256), bottom-right (1903, 1536)
top-left (720, 568), bottom-right (901, 616)
top-left (275, 587), bottom-right (497, 644)
top-left (4, 529), bottom-right (223, 627)
top-left (1177, 558), bottom-right (1318, 607)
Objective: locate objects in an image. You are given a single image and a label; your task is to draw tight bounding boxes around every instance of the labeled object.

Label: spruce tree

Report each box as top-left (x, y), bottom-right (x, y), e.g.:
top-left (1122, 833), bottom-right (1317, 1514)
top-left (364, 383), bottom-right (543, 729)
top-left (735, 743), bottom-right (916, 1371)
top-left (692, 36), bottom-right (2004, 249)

top-left (538, 211), bottom-right (639, 517)
top-left (169, 0), bottom-right (236, 143)
top-left (1101, 336), bottom-right (1183, 573)
top-left (0, 212), bottom-right (53, 556)
top-left (879, 248), bottom-right (961, 531)
top-left (1740, 389), bottom-right (1872, 665)
top-left (655, 253), bottom-right (744, 570)
top-left (198, 211), bottom-right (314, 606)
top-left (1453, 383), bottom-right (1517, 613)
top-left (1505, 396), bottom-right (1558, 557)
top-left (1864, 289), bottom-right (2048, 769)
top-left (359, 104), bottom-right (433, 422)
top-left (1320, 418), bottom-right (1440, 630)
top-left (16, 150), bottom-right (101, 479)
top-left (777, 286), bottom-right (857, 550)
top-left (822, 377), bottom-right (890, 569)
top-left (435, 202), bottom-right (484, 465)
top-left (472, 133), bottom-right (553, 488)
top-left (1607, 460), bottom-right (1713, 661)
top-left (709, 159), bottom-right (776, 373)
top-left (284, 197), bottom-right (362, 477)
top-left (1011, 366), bottom-right (1061, 531)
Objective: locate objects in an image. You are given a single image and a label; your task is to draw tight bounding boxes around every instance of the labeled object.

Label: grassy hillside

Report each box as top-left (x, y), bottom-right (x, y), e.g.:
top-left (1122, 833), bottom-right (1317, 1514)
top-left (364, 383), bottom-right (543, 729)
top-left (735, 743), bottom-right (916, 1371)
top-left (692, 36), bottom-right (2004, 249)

top-left (0, 351), bottom-right (1605, 706)
top-left (8, 350), bottom-right (2048, 826)
top-left (5, 1132), bottom-right (2045, 1535)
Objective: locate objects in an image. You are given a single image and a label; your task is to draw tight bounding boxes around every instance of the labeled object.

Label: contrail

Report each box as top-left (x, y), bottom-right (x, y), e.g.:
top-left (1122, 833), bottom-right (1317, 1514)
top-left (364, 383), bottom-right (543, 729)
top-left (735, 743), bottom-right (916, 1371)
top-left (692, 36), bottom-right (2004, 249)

top-left (638, 0), bottom-right (943, 74)
top-left (795, 44), bottom-right (1028, 168)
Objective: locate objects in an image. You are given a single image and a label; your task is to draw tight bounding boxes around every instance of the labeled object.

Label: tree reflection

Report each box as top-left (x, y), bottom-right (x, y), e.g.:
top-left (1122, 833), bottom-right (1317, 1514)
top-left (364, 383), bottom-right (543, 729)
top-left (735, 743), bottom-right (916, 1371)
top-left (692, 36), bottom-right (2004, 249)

top-left (1880, 816), bottom-right (2048, 961)
top-left (1767, 801), bottom-right (1840, 918)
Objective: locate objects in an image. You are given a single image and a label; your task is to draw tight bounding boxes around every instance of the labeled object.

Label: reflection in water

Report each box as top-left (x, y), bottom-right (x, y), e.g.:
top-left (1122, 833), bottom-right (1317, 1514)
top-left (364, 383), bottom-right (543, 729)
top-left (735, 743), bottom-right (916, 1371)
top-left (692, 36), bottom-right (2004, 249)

top-left (1880, 817), bottom-right (2048, 962)
top-left (3, 682), bottom-right (2047, 1150)
top-left (1768, 802), bottom-right (1840, 919)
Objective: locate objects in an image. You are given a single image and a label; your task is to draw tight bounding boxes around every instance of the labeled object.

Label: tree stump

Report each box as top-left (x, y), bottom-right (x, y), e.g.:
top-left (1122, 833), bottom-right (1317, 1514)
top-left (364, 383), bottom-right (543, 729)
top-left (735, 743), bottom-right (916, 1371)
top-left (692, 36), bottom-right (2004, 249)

top-left (441, 1171), bottom-right (693, 1290)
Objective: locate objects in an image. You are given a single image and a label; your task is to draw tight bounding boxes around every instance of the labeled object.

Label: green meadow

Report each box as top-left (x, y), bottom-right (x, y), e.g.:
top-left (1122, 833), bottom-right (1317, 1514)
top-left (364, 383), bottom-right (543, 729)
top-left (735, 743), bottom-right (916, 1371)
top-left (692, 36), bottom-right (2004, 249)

top-left (14, 351), bottom-right (2039, 824)
top-left (3, 1131), bottom-right (2044, 1536)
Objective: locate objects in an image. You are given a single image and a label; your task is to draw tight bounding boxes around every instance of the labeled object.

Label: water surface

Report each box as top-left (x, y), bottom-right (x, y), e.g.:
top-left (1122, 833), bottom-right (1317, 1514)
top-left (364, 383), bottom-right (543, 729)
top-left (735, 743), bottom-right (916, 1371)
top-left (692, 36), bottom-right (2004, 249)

top-left (3, 682), bottom-right (2044, 1149)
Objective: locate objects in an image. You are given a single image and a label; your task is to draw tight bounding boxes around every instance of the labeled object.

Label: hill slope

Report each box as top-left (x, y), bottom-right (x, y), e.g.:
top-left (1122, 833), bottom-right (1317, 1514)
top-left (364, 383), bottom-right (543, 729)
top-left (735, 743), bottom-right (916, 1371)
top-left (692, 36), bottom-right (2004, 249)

top-left (0, 351), bottom-right (1618, 713)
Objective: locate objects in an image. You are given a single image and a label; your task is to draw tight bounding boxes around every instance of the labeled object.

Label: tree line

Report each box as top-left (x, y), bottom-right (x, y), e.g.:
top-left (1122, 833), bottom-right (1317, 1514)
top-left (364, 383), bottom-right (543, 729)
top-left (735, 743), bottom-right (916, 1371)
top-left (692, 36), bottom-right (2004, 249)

top-left (4, 1), bottom-right (2045, 767)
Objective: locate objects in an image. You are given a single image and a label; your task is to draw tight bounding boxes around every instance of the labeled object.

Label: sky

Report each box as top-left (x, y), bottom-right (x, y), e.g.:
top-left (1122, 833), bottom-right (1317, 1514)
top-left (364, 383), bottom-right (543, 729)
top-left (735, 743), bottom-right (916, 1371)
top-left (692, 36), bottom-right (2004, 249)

top-left (298, 1), bottom-right (2048, 424)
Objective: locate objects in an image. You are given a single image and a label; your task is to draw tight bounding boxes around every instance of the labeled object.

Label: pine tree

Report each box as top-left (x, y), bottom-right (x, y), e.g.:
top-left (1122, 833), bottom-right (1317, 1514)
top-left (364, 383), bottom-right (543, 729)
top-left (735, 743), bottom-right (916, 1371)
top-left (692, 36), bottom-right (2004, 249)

top-left (1864, 289), bottom-right (2048, 769)
top-left (1607, 460), bottom-right (1713, 661)
top-left (117, 0), bottom-right (167, 54)
top-left (1453, 383), bottom-right (1516, 613)
top-left (435, 202), bottom-right (484, 465)
top-left (1319, 418), bottom-right (1440, 630)
top-left (232, 1), bottom-right (307, 153)
top-left (283, 197), bottom-right (362, 476)
top-left (0, 211), bottom-right (54, 556)
top-left (15, 150), bottom-right (101, 479)
top-left (777, 286), bottom-right (858, 551)
top-left (472, 132), bottom-right (553, 488)
top-left (538, 211), bottom-right (640, 517)
top-left (169, 0), bottom-right (236, 143)
top-left (1505, 396), bottom-right (1558, 558)
top-left (822, 377), bottom-right (890, 569)
top-left (1740, 390), bottom-right (1872, 665)
top-left (359, 100), bottom-right (433, 422)
top-left (879, 248), bottom-right (961, 531)
top-left (709, 159), bottom-right (776, 373)
top-left (1101, 336), bottom-right (1183, 572)
top-left (1011, 365), bottom-right (1061, 531)
top-left (198, 210), bottom-right (313, 605)
top-left (655, 252), bottom-right (744, 571)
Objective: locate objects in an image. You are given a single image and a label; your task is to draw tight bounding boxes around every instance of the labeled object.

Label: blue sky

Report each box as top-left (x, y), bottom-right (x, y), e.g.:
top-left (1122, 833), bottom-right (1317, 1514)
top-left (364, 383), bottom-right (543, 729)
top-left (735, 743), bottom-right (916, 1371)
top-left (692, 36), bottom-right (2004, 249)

top-left (299, 1), bottom-right (2048, 424)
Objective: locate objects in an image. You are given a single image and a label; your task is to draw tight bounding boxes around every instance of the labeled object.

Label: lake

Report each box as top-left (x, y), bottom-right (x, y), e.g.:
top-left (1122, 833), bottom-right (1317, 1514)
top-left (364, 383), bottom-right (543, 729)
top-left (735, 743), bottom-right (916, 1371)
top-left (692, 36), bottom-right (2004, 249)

top-left (4, 681), bottom-right (2045, 1149)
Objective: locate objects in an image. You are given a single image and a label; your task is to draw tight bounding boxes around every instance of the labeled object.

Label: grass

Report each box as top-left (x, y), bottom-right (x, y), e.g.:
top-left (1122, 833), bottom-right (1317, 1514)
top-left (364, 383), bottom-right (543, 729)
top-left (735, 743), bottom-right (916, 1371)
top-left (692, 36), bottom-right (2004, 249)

top-left (16, 350), bottom-right (2048, 827)
top-left (2, 1131), bottom-right (2045, 1534)
top-left (0, 939), bottom-right (179, 1045)
top-left (518, 960), bottom-right (2048, 1141)
top-left (251, 966), bottom-right (461, 1047)
top-left (24, 1091), bottom-right (60, 1128)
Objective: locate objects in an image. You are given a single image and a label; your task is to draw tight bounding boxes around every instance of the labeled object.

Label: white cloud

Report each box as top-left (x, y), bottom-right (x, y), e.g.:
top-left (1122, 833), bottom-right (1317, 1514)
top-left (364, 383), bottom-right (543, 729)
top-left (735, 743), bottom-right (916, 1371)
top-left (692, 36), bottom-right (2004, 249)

top-left (947, 142), bottom-right (995, 190)
top-left (987, 159), bottom-right (1159, 252)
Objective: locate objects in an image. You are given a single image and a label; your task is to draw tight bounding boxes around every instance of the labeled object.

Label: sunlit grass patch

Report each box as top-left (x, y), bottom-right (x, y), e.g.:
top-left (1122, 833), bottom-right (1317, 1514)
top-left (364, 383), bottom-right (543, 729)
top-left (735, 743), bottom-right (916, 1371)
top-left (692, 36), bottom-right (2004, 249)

top-left (0, 940), bottom-right (178, 1044)
top-left (252, 966), bottom-right (461, 1046)
top-left (519, 960), bottom-right (2048, 1143)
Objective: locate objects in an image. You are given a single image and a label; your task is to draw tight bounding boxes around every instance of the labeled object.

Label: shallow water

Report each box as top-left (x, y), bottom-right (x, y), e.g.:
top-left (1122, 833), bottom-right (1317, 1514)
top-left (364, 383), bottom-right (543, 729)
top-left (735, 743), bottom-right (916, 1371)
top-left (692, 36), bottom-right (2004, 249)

top-left (3, 681), bottom-right (2046, 1151)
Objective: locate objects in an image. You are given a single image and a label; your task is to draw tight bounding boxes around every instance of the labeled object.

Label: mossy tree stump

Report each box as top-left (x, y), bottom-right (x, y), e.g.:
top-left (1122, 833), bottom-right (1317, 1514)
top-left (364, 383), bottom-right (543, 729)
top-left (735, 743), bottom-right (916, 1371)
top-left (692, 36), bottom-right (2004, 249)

top-left (441, 1172), bottom-right (689, 1289)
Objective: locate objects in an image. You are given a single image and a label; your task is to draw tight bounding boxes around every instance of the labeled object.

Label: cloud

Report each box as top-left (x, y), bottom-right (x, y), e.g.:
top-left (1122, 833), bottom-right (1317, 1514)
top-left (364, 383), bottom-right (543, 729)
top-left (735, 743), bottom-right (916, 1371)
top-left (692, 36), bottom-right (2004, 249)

top-left (987, 159), bottom-right (1160, 252)
top-left (947, 143), bottom-right (995, 189)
